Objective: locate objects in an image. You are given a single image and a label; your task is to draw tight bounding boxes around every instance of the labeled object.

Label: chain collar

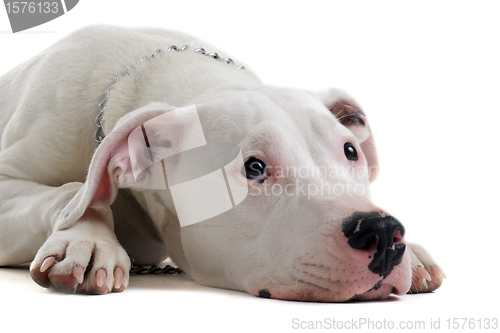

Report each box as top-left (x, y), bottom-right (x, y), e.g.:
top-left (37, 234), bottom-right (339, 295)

top-left (94, 45), bottom-right (246, 150)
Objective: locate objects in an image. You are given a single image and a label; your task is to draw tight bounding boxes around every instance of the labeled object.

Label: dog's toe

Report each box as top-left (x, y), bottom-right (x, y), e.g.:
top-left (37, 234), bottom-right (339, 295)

top-left (49, 273), bottom-right (80, 293)
top-left (31, 257), bottom-right (83, 293)
top-left (30, 256), bottom-right (56, 288)
top-left (76, 242), bottom-right (130, 294)
top-left (407, 243), bottom-right (445, 294)
top-left (410, 264), bottom-right (445, 293)
top-left (30, 239), bottom-right (69, 289)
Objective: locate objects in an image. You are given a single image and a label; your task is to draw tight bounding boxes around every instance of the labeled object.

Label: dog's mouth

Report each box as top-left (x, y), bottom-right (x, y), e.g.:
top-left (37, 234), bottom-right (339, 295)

top-left (348, 280), bottom-right (399, 302)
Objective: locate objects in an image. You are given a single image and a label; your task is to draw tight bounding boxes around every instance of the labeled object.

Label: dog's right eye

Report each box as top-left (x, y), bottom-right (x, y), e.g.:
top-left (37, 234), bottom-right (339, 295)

top-left (242, 157), bottom-right (267, 183)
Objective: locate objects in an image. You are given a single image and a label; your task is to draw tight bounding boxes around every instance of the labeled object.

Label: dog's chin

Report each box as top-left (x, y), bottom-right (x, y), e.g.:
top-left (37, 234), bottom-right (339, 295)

top-left (349, 283), bottom-right (398, 302)
top-left (250, 281), bottom-right (402, 303)
top-left (249, 274), bottom-right (410, 302)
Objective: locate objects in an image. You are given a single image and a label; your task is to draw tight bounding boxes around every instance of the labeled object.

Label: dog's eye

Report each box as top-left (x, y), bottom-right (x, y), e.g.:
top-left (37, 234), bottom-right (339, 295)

top-left (344, 143), bottom-right (358, 161)
top-left (242, 157), bottom-right (267, 183)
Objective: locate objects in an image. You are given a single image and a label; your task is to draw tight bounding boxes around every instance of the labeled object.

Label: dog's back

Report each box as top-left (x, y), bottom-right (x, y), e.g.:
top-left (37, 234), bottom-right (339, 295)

top-left (0, 25), bottom-right (207, 184)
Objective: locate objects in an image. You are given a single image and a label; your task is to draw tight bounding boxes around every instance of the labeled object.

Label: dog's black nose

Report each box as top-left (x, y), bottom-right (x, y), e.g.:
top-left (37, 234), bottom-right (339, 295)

top-left (342, 211), bottom-right (406, 278)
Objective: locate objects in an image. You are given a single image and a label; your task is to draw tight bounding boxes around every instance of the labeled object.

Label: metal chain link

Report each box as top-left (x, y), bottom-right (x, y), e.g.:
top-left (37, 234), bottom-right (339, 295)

top-left (94, 44), bottom-right (245, 150)
top-left (96, 45), bottom-right (245, 275)
top-left (128, 256), bottom-right (184, 275)
top-left (130, 264), bottom-right (184, 275)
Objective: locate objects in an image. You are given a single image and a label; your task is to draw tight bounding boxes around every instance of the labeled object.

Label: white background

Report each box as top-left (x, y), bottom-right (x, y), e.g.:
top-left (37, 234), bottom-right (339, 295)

top-left (1, 1), bottom-right (499, 332)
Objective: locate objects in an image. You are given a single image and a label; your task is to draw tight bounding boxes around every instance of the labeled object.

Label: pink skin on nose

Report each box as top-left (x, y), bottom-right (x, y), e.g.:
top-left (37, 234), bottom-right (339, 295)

top-left (355, 229), bottom-right (406, 266)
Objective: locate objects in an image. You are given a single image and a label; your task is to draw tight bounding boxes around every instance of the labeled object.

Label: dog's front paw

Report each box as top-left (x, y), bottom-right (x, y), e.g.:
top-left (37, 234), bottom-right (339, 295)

top-left (407, 243), bottom-right (445, 294)
top-left (30, 207), bottom-right (131, 294)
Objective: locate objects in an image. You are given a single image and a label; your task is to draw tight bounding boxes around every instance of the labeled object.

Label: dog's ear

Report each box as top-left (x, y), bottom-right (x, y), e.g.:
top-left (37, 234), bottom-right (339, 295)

top-left (57, 103), bottom-right (205, 230)
top-left (319, 88), bottom-right (379, 181)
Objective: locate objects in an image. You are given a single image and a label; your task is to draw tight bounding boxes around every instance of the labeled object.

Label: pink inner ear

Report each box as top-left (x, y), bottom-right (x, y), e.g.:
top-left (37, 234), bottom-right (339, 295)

top-left (89, 143), bottom-right (137, 207)
top-left (329, 99), bottom-right (366, 127)
top-left (91, 167), bottom-right (112, 206)
top-left (88, 143), bottom-right (129, 207)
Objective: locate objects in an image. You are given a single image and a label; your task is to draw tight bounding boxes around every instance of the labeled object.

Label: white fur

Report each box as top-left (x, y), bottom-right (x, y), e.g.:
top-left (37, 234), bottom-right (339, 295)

top-left (0, 25), bottom-right (442, 300)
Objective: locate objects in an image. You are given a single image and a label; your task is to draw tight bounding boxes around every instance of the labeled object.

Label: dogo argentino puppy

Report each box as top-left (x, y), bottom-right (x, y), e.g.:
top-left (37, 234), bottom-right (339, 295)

top-left (0, 25), bottom-right (444, 301)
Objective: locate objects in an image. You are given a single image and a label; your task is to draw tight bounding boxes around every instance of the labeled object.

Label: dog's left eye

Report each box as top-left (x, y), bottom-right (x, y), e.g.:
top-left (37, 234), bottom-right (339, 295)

top-left (242, 157), bottom-right (267, 183)
top-left (344, 143), bottom-right (358, 161)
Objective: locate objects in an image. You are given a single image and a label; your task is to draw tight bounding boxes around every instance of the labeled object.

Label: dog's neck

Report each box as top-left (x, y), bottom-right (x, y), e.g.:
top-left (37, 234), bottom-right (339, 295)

top-left (95, 47), bottom-right (260, 271)
top-left (100, 46), bottom-right (260, 139)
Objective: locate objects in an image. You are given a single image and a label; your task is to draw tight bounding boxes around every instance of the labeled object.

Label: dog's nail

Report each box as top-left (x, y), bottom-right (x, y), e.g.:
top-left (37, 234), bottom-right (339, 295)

top-left (114, 267), bottom-right (124, 290)
top-left (40, 257), bottom-right (55, 273)
top-left (416, 266), bottom-right (432, 281)
top-left (430, 265), bottom-right (445, 280)
top-left (96, 269), bottom-right (107, 288)
top-left (72, 265), bottom-right (85, 284)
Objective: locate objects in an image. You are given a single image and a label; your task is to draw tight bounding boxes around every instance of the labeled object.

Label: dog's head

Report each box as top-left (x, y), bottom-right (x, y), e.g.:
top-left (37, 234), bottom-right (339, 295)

top-left (60, 84), bottom-right (411, 301)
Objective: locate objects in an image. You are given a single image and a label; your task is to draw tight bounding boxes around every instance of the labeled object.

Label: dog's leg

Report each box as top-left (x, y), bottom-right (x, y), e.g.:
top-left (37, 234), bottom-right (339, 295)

top-left (0, 177), bottom-right (130, 294)
top-left (0, 177), bottom-right (81, 266)
top-left (407, 243), bottom-right (445, 293)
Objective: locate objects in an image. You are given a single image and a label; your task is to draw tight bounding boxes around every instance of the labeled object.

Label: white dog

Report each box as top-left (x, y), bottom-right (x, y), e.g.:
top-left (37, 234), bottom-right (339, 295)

top-left (0, 25), bottom-right (444, 301)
